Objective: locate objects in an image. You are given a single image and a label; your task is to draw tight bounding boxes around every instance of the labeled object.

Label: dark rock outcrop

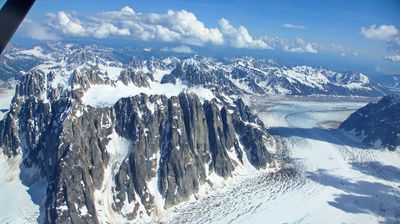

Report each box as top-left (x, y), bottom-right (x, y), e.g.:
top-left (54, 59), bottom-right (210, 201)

top-left (340, 94), bottom-right (400, 150)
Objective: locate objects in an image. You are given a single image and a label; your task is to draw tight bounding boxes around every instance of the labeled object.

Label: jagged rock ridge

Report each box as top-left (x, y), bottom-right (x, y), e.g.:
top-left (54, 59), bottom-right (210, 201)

top-left (0, 65), bottom-right (277, 223)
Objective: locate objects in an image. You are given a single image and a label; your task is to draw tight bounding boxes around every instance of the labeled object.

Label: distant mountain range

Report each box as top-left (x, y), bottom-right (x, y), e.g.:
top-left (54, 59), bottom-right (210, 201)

top-left (0, 43), bottom-right (388, 97)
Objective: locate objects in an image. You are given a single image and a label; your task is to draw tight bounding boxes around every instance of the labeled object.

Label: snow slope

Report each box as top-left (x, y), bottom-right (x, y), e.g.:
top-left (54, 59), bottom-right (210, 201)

top-left (0, 155), bottom-right (46, 224)
top-left (154, 97), bottom-right (400, 224)
top-left (82, 80), bottom-right (214, 107)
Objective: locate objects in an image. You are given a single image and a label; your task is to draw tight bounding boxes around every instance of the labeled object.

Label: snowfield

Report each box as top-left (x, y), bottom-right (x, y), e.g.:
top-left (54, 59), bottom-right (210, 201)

top-left (0, 154), bottom-right (46, 224)
top-left (154, 96), bottom-right (400, 224)
top-left (82, 80), bottom-right (215, 107)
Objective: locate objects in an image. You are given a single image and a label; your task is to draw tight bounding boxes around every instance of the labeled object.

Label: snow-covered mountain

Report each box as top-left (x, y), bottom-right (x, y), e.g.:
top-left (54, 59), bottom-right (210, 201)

top-left (225, 57), bottom-right (384, 96)
top-left (0, 43), bottom-right (386, 97)
top-left (0, 43), bottom-right (393, 223)
top-left (0, 43), bottom-right (281, 223)
top-left (340, 94), bottom-right (400, 150)
top-left (0, 46), bottom-right (44, 81)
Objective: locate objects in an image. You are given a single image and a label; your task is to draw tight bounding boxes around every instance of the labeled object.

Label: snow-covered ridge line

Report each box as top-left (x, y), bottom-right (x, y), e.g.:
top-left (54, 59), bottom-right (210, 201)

top-left (1, 43), bottom-right (386, 101)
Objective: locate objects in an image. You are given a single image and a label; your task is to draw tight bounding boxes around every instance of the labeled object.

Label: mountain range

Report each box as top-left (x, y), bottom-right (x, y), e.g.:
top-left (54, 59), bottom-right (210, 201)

top-left (0, 43), bottom-right (281, 223)
top-left (0, 43), bottom-right (388, 97)
top-left (0, 43), bottom-right (396, 223)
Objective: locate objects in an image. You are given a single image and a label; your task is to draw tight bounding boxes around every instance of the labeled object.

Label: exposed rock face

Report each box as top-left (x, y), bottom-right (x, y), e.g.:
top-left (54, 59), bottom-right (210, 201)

top-left (340, 94), bottom-right (400, 150)
top-left (45, 105), bottom-right (113, 224)
top-left (130, 56), bottom-right (179, 72)
top-left (232, 98), bottom-right (273, 168)
top-left (111, 92), bottom-right (273, 217)
top-left (118, 68), bottom-right (153, 86)
top-left (0, 68), bottom-right (276, 223)
top-left (161, 58), bottom-right (243, 94)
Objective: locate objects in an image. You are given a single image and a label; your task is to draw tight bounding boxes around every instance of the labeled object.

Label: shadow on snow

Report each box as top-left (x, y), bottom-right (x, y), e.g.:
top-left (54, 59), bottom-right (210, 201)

top-left (351, 161), bottom-right (400, 183)
top-left (268, 126), bottom-right (368, 149)
top-left (307, 168), bottom-right (400, 223)
top-left (270, 125), bottom-right (400, 223)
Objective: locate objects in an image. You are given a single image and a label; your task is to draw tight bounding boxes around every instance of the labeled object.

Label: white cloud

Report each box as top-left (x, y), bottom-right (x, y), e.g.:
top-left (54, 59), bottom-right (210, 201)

top-left (162, 45), bottom-right (194, 54)
top-left (285, 37), bottom-right (317, 53)
top-left (171, 45), bottom-right (193, 54)
top-left (384, 54), bottom-right (400, 62)
top-left (48, 11), bottom-right (86, 36)
top-left (361, 24), bottom-right (398, 40)
top-left (262, 36), bottom-right (318, 53)
top-left (91, 23), bottom-right (130, 39)
top-left (44, 7), bottom-right (224, 47)
top-left (23, 19), bottom-right (60, 41)
top-left (218, 18), bottom-right (271, 49)
top-left (25, 6), bottom-right (353, 55)
top-left (262, 37), bottom-right (357, 55)
top-left (121, 6), bottom-right (135, 14)
top-left (285, 45), bottom-right (317, 53)
top-left (282, 23), bottom-right (307, 30)
top-left (361, 24), bottom-right (400, 54)
top-left (164, 10), bottom-right (224, 46)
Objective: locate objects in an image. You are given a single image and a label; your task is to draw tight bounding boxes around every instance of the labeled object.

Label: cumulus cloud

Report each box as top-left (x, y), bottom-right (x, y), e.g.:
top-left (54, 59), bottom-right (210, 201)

top-left (23, 19), bottom-right (60, 41)
top-left (262, 36), bottom-right (317, 53)
top-left (384, 54), bottom-right (400, 62)
top-left (262, 36), bottom-right (358, 55)
top-left (47, 12), bottom-right (86, 36)
top-left (361, 24), bottom-right (398, 40)
top-left (24, 6), bottom-right (354, 54)
top-left (162, 45), bottom-right (194, 54)
top-left (91, 23), bottom-right (130, 39)
top-left (282, 23), bottom-right (307, 30)
top-left (44, 7), bottom-right (224, 47)
top-left (41, 7), bottom-right (272, 50)
top-left (361, 24), bottom-right (400, 54)
top-left (283, 37), bottom-right (318, 53)
top-left (218, 18), bottom-right (271, 49)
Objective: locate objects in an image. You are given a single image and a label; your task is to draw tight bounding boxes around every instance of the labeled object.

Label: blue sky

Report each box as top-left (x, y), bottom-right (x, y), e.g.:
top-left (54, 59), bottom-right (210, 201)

top-left (3, 0), bottom-right (400, 76)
